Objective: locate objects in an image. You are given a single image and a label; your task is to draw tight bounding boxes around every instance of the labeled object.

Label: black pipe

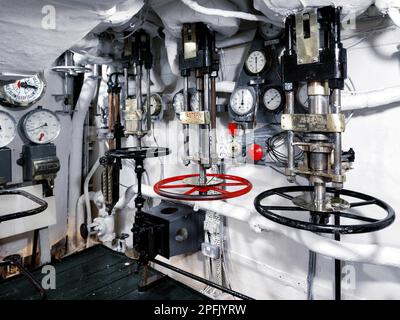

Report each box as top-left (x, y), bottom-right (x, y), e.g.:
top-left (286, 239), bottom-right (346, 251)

top-left (334, 215), bottom-right (341, 300)
top-left (151, 258), bottom-right (255, 301)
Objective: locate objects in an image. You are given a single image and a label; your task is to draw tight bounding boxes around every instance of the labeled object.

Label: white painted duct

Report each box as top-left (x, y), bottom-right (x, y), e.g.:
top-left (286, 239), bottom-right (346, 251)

top-left (67, 72), bottom-right (97, 251)
top-left (181, 0), bottom-right (269, 22)
top-left (216, 29), bottom-right (256, 49)
top-left (342, 86), bottom-right (400, 110)
top-left (388, 7), bottom-right (400, 26)
top-left (121, 183), bottom-right (400, 269)
top-left (164, 31), bottom-right (180, 76)
top-left (216, 81), bottom-right (236, 93)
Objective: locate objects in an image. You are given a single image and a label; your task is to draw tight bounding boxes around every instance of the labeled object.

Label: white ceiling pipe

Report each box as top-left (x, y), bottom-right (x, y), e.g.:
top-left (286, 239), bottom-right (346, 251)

top-left (164, 31), bottom-right (180, 76)
top-left (67, 71), bottom-right (97, 252)
top-left (181, 0), bottom-right (270, 22)
top-left (342, 86), bottom-right (400, 110)
top-left (122, 183), bottom-right (400, 269)
top-left (388, 7), bottom-right (400, 27)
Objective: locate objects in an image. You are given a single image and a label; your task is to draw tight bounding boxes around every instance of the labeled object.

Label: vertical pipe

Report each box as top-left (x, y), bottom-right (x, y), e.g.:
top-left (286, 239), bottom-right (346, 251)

top-left (285, 91), bottom-right (295, 180)
top-left (210, 76), bottom-right (217, 162)
top-left (146, 68), bottom-right (151, 132)
top-left (332, 89), bottom-right (342, 189)
top-left (183, 76), bottom-right (190, 165)
top-left (136, 64), bottom-right (143, 135)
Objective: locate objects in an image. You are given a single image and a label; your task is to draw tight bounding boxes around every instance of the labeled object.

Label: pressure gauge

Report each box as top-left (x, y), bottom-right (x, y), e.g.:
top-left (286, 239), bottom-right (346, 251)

top-left (145, 93), bottom-right (163, 117)
top-left (0, 74), bottom-right (46, 108)
top-left (259, 22), bottom-right (284, 40)
top-left (190, 91), bottom-right (200, 111)
top-left (172, 91), bottom-right (185, 115)
top-left (21, 107), bottom-right (61, 144)
top-left (0, 110), bottom-right (17, 148)
top-left (245, 50), bottom-right (269, 75)
top-left (263, 87), bottom-right (285, 112)
top-left (297, 82), bottom-right (309, 109)
top-left (230, 87), bottom-right (256, 116)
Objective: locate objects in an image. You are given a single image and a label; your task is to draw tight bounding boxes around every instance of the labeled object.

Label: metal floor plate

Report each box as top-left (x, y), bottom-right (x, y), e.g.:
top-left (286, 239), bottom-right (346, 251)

top-left (0, 245), bottom-right (207, 300)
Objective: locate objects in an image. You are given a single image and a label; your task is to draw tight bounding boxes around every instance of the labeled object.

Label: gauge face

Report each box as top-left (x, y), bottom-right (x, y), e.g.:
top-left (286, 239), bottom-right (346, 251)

top-left (172, 92), bottom-right (184, 115)
top-left (190, 91), bottom-right (200, 111)
top-left (2, 74), bottom-right (46, 107)
top-left (245, 50), bottom-right (268, 75)
top-left (145, 94), bottom-right (162, 116)
top-left (22, 108), bottom-right (61, 144)
top-left (230, 87), bottom-right (255, 116)
top-left (263, 87), bottom-right (284, 111)
top-left (297, 82), bottom-right (309, 108)
top-left (0, 110), bottom-right (17, 148)
top-left (259, 22), bottom-right (283, 40)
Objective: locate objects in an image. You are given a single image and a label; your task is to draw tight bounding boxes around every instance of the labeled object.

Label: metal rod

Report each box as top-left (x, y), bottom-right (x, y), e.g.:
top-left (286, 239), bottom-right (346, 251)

top-left (285, 90), bottom-right (295, 179)
top-left (151, 258), bottom-right (255, 300)
top-left (146, 68), bottom-right (151, 132)
top-left (332, 88), bottom-right (342, 189)
top-left (183, 76), bottom-right (190, 165)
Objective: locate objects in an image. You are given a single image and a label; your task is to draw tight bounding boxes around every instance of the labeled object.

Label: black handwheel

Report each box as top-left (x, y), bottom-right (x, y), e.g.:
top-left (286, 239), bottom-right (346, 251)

top-left (254, 186), bottom-right (395, 234)
top-left (106, 147), bottom-right (170, 160)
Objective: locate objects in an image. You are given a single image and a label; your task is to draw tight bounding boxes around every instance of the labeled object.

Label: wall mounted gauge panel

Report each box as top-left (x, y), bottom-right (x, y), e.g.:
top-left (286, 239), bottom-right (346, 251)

top-left (20, 106), bottom-right (61, 144)
top-left (263, 87), bottom-right (285, 112)
top-left (259, 22), bottom-right (284, 40)
top-left (0, 109), bottom-right (17, 148)
top-left (0, 73), bottom-right (46, 108)
top-left (144, 93), bottom-right (164, 120)
top-left (172, 91), bottom-right (185, 116)
top-left (245, 50), bottom-right (271, 75)
top-left (296, 82), bottom-right (309, 109)
top-left (229, 86), bottom-right (256, 123)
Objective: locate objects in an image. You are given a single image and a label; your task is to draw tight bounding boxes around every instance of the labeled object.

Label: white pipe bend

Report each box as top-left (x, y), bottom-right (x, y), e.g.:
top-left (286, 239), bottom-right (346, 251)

top-left (124, 183), bottom-right (400, 269)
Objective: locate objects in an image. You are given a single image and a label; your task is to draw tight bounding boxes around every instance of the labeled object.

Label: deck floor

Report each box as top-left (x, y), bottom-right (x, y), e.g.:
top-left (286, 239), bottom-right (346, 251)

top-left (0, 245), bottom-right (207, 300)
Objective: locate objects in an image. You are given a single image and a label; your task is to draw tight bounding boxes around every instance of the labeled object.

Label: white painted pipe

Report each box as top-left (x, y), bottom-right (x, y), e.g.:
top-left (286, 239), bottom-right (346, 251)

top-left (216, 29), bottom-right (256, 49)
top-left (388, 7), bottom-right (400, 27)
top-left (150, 68), bottom-right (166, 93)
top-left (76, 192), bottom-right (95, 248)
top-left (164, 31), bottom-right (180, 76)
top-left (67, 72), bottom-right (97, 251)
top-left (216, 81), bottom-right (235, 93)
top-left (342, 86), bottom-right (400, 110)
top-left (124, 183), bottom-right (400, 269)
top-left (181, 0), bottom-right (269, 22)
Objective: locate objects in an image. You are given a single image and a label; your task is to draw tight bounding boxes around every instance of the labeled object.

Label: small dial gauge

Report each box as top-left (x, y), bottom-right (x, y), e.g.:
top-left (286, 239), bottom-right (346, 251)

top-left (22, 107), bottom-right (61, 144)
top-left (172, 91), bottom-right (185, 115)
top-left (297, 82), bottom-right (309, 109)
top-left (1, 74), bottom-right (46, 108)
top-left (230, 87), bottom-right (255, 116)
top-left (145, 93), bottom-right (163, 116)
top-left (259, 22), bottom-right (284, 40)
top-left (245, 50), bottom-right (268, 75)
top-left (263, 87), bottom-right (285, 111)
top-left (0, 110), bottom-right (17, 148)
top-left (190, 91), bottom-right (201, 111)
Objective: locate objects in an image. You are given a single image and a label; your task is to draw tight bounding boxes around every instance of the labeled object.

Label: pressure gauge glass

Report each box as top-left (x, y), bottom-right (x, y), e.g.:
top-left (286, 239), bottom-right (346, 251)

top-left (245, 50), bottom-right (268, 75)
top-left (172, 92), bottom-right (184, 115)
top-left (259, 22), bottom-right (284, 40)
top-left (263, 87), bottom-right (284, 111)
top-left (230, 87), bottom-right (255, 116)
top-left (297, 82), bottom-right (309, 109)
top-left (22, 108), bottom-right (61, 144)
top-left (190, 91), bottom-right (201, 111)
top-left (1, 74), bottom-right (46, 108)
top-left (145, 93), bottom-right (163, 116)
top-left (0, 110), bottom-right (17, 148)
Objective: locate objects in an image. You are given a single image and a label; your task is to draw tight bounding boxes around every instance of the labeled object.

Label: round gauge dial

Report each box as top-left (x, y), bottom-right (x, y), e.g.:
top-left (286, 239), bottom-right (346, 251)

top-left (172, 92), bottom-right (184, 115)
top-left (263, 87), bottom-right (285, 111)
top-left (145, 93), bottom-right (163, 116)
top-left (1, 74), bottom-right (46, 108)
top-left (22, 107), bottom-right (61, 144)
top-left (297, 82), bottom-right (309, 109)
top-left (245, 50), bottom-right (268, 75)
top-left (0, 110), bottom-right (17, 148)
top-left (259, 22), bottom-right (284, 40)
top-left (230, 87), bottom-right (255, 116)
top-left (190, 91), bottom-right (201, 111)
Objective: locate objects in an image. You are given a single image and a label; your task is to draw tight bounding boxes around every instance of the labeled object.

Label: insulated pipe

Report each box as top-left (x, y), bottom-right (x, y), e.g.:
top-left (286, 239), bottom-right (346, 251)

top-left (388, 7), bottom-right (400, 27)
top-left (67, 72), bottom-right (97, 251)
top-left (126, 184), bottom-right (400, 269)
top-left (164, 31), bottom-right (180, 76)
top-left (341, 86), bottom-right (400, 110)
top-left (181, 0), bottom-right (270, 22)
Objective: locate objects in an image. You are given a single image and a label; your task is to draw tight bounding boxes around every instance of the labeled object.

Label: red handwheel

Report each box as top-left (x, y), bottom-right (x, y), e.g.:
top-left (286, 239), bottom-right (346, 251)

top-left (154, 173), bottom-right (252, 201)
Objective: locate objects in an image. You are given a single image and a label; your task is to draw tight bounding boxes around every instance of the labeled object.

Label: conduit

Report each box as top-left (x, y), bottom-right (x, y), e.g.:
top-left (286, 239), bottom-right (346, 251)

top-left (120, 183), bottom-right (400, 269)
top-left (342, 86), bottom-right (400, 110)
top-left (181, 0), bottom-right (269, 22)
top-left (67, 71), bottom-right (97, 251)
